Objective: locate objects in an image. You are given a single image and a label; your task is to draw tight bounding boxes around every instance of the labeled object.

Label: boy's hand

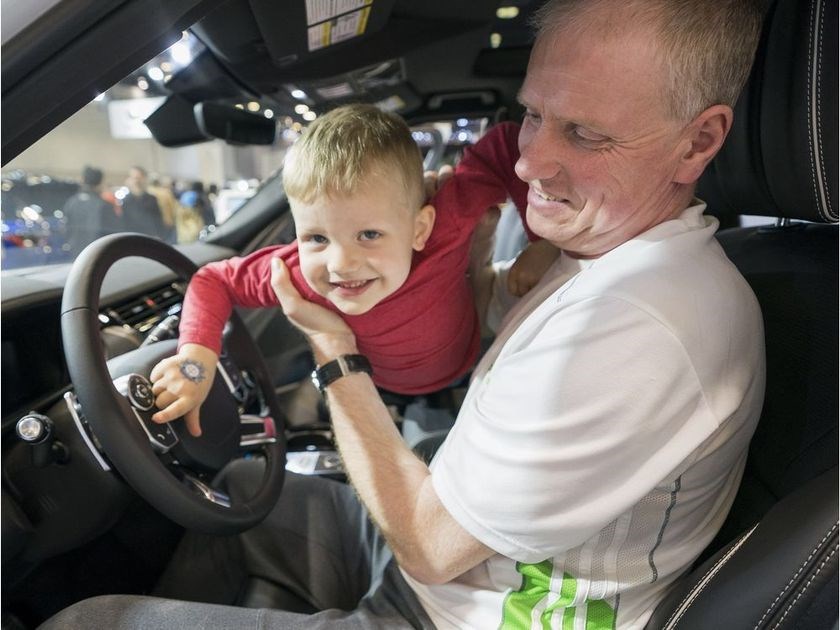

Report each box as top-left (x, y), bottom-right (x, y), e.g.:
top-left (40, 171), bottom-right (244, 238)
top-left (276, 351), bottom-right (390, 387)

top-left (150, 343), bottom-right (218, 437)
top-left (423, 164), bottom-right (454, 201)
top-left (507, 239), bottom-right (562, 297)
top-left (270, 258), bottom-right (358, 364)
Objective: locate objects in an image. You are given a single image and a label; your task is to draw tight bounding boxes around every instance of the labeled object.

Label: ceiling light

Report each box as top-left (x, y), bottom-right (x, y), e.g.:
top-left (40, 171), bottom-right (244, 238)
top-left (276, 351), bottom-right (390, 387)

top-left (264, 109), bottom-right (275, 119)
top-left (490, 33), bottom-right (502, 48)
top-left (148, 67), bottom-right (164, 81)
top-left (291, 89), bottom-right (307, 99)
top-left (496, 6), bottom-right (519, 19)
top-left (247, 101), bottom-right (261, 112)
top-left (303, 111), bottom-right (317, 121)
top-left (235, 104), bottom-right (245, 110)
top-left (294, 104), bottom-right (309, 114)
top-left (160, 61), bottom-right (173, 72)
top-left (137, 78), bottom-right (149, 90)
top-left (170, 41), bottom-right (192, 65)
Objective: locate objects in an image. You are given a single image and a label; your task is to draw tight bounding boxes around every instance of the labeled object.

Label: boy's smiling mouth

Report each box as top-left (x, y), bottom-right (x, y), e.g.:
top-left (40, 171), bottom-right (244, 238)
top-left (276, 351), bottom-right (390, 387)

top-left (330, 278), bottom-right (375, 296)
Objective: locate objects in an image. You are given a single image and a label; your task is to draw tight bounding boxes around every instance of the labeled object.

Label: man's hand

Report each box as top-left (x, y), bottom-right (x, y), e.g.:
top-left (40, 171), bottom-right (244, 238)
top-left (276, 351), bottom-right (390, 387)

top-left (507, 239), bottom-right (562, 297)
top-left (270, 258), bottom-right (357, 363)
top-left (150, 343), bottom-right (218, 437)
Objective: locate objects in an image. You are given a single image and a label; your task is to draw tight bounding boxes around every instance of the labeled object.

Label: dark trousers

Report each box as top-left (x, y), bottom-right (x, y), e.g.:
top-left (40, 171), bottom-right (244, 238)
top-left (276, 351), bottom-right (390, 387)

top-left (39, 464), bottom-right (435, 629)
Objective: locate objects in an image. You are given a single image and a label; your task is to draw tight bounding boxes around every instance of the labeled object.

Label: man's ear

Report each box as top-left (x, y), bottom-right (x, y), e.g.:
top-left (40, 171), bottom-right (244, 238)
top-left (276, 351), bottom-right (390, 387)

top-left (673, 104), bottom-right (734, 184)
top-left (413, 204), bottom-right (436, 251)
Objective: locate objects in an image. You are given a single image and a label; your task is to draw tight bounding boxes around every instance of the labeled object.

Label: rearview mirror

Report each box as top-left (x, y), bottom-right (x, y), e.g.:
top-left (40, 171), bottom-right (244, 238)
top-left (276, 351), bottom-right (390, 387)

top-left (194, 102), bottom-right (276, 146)
top-left (144, 96), bottom-right (277, 147)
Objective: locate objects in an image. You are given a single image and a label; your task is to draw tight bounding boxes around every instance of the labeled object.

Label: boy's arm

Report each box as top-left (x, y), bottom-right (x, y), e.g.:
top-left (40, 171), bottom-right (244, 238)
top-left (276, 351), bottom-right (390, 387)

top-left (150, 244), bottom-right (294, 435)
top-left (436, 121), bottom-right (536, 240)
top-left (507, 239), bottom-right (562, 297)
top-left (177, 244), bottom-right (294, 354)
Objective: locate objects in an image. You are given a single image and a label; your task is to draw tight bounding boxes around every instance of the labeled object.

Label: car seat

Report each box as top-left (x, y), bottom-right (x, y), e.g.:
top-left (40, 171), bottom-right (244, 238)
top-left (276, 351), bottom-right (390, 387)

top-left (645, 0), bottom-right (838, 627)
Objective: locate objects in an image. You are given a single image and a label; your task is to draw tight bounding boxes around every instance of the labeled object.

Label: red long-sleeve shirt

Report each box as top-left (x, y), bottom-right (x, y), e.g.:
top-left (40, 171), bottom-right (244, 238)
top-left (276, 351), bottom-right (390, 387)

top-left (179, 122), bottom-right (530, 394)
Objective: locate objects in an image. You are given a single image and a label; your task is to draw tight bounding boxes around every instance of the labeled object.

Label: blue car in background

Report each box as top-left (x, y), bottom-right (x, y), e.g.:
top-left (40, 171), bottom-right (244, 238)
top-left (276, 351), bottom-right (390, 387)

top-left (1, 173), bottom-right (76, 269)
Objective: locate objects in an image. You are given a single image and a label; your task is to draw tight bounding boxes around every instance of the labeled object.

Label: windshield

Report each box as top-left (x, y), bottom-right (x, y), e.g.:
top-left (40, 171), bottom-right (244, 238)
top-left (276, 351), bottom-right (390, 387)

top-left (0, 32), bottom-right (293, 272)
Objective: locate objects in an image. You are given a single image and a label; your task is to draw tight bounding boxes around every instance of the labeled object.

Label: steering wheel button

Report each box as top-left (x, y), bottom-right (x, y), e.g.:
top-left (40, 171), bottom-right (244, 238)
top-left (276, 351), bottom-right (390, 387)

top-left (127, 374), bottom-right (155, 410)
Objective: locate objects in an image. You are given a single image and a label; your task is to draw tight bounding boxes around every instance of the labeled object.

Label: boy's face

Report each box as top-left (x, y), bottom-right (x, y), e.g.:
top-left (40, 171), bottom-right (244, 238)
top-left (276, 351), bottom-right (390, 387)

top-left (292, 169), bottom-right (435, 315)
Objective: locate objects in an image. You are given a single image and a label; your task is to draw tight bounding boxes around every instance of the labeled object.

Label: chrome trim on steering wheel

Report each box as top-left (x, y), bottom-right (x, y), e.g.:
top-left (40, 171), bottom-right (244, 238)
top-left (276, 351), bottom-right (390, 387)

top-left (64, 392), bottom-right (111, 472)
top-left (239, 414), bottom-right (277, 447)
top-left (182, 473), bottom-right (231, 508)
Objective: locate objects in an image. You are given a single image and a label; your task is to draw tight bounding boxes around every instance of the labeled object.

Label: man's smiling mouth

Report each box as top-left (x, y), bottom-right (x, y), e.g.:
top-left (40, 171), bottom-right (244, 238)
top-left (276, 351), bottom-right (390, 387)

top-left (535, 188), bottom-right (560, 202)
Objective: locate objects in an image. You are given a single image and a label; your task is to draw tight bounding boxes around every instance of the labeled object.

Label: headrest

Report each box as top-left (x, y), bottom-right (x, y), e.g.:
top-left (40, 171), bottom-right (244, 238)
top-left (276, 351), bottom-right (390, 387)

top-left (698, 0), bottom-right (837, 223)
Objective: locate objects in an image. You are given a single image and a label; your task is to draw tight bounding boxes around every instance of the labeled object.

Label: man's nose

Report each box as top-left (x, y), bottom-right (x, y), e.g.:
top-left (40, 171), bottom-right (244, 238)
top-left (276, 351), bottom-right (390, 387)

top-left (515, 125), bottom-right (565, 184)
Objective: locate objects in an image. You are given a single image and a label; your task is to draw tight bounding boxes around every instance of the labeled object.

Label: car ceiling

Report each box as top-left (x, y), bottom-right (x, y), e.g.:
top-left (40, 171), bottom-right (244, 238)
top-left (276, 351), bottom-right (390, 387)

top-left (2, 0), bottom-right (539, 163)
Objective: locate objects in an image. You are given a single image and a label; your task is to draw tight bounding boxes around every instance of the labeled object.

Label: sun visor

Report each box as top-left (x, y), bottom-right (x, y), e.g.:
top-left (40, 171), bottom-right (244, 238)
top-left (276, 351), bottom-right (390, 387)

top-left (250, 0), bottom-right (397, 65)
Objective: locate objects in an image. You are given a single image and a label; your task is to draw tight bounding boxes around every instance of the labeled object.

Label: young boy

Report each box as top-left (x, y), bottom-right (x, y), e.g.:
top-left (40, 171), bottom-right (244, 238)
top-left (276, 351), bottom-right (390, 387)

top-left (150, 104), bottom-right (550, 436)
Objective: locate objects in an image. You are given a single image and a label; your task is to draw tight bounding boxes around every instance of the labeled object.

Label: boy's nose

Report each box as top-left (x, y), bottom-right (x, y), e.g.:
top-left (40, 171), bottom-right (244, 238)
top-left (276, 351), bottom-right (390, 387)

top-left (327, 245), bottom-right (360, 274)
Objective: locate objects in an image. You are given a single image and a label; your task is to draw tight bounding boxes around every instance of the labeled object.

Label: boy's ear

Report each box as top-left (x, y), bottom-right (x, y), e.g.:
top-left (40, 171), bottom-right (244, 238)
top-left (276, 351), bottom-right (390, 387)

top-left (412, 204), bottom-right (436, 251)
top-left (673, 104), bottom-right (733, 185)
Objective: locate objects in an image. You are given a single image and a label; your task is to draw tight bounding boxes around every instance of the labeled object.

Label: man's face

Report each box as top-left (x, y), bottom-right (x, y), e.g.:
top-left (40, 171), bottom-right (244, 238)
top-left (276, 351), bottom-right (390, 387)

top-left (126, 168), bottom-right (147, 194)
top-left (292, 169), bottom-right (433, 315)
top-left (516, 23), bottom-right (693, 257)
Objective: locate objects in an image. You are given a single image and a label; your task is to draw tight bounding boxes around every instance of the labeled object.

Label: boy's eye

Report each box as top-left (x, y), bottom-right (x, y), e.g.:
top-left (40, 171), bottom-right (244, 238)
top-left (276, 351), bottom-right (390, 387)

top-left (303, 234), bottom-right (328, 244)
top-left (359, 230), bottom-right (381, 241)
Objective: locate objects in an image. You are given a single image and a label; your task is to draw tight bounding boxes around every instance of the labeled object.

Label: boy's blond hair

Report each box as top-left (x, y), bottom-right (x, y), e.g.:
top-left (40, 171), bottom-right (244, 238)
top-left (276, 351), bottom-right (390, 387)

top-left (283, 103), bottom-right (425, 211)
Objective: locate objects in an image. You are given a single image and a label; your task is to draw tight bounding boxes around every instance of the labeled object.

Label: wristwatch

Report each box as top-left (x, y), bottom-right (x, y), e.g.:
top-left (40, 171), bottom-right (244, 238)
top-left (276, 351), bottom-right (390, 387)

top-left (310, 354), bottom-right (373, 392)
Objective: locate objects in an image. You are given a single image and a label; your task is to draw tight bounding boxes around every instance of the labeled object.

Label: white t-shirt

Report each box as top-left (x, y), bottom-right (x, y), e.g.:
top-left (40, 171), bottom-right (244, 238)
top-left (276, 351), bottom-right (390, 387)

top-left (403, 203), bottom-right (766, 629)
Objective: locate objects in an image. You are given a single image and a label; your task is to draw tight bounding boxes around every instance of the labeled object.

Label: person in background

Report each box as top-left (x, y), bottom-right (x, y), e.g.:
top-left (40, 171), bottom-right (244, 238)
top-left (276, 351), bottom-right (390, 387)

top-left (147, 175), bottom-right (178, 239)
top-left (61, 165), bottom-right (118, 255)
top-left (121, 166), bottom-right (171, 242)
top-left (184, 181), bottom-right (216, 227)
top-left (206, 182), bottom-right (219, 215)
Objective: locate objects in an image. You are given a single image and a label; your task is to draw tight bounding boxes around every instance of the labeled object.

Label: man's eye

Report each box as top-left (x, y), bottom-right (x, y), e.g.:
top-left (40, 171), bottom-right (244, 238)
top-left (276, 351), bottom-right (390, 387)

top-left (571, 126), bottom-right (608, 144)
top-left (523, 110), bottom-right (541, 124)
top-left (359, 230), bottom-right (381, 241)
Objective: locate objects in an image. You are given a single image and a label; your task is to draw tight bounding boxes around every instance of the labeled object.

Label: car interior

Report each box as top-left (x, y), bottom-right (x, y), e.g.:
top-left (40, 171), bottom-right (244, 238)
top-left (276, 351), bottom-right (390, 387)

top-left (1, 0), bottom-right (837, 628)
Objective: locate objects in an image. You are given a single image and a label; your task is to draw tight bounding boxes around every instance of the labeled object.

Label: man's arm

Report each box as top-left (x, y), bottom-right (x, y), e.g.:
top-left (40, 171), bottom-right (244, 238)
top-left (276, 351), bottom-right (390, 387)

top-left (326, 370), bottom-right (495, 584)
top-left (271, 258), bottom-right (495, 584)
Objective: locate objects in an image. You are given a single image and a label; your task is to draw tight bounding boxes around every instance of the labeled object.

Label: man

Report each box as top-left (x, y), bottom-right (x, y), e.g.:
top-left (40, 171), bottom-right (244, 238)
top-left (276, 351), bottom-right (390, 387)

top-left (61, 166), bottom-right (118, 255)
top-left (121, 166), bottom-right (172, 242)
top-left (146, 175), bottom-right (178, 238)
top-left (41, 1), bottom-right (765, 628)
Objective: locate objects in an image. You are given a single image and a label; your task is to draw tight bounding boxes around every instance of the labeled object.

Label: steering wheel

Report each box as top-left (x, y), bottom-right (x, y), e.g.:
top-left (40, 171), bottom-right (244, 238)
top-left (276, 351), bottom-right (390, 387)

top-left (60, 233), bottom-right (286, 535)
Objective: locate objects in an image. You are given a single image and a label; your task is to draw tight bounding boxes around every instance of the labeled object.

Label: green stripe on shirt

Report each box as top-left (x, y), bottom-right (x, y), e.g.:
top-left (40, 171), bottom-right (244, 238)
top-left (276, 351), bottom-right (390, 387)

top-left (500, 562), bottom-right (616, 629)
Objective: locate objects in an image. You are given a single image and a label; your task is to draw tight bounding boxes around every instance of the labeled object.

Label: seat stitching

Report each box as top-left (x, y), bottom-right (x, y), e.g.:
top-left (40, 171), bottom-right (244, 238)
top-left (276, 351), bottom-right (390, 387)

top-left (662, 525), bottom-right (757, 629)
top-left (805, 0), bottom-right (821, 221)
top-left (770, 544), bottom-right (838, 629)
top-left (815, 0), bottom-right (834, 219)
top-left (753, 522), bottom-right (839, 629)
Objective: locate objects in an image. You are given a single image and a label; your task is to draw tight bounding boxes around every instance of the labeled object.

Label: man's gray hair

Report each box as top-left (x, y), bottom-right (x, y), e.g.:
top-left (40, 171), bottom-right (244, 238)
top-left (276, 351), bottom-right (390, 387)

top-left (531, 0), bottom-right (765, 121)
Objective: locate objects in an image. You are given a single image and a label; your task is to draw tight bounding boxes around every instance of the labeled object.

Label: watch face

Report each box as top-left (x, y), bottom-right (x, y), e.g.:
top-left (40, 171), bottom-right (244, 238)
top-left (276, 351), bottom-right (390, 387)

top-left (310, 369), bottom-right (323, 391)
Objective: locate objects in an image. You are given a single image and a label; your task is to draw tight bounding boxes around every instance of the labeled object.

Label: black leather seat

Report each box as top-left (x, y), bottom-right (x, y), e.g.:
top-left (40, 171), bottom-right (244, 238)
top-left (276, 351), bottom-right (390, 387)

top-left (646, 0), bottom-right (838, 627)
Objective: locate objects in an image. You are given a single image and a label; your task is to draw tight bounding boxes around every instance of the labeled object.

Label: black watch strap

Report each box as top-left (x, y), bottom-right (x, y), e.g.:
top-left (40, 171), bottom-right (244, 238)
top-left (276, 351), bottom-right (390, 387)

top-left (311, 354), bottom-right (373, 392)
